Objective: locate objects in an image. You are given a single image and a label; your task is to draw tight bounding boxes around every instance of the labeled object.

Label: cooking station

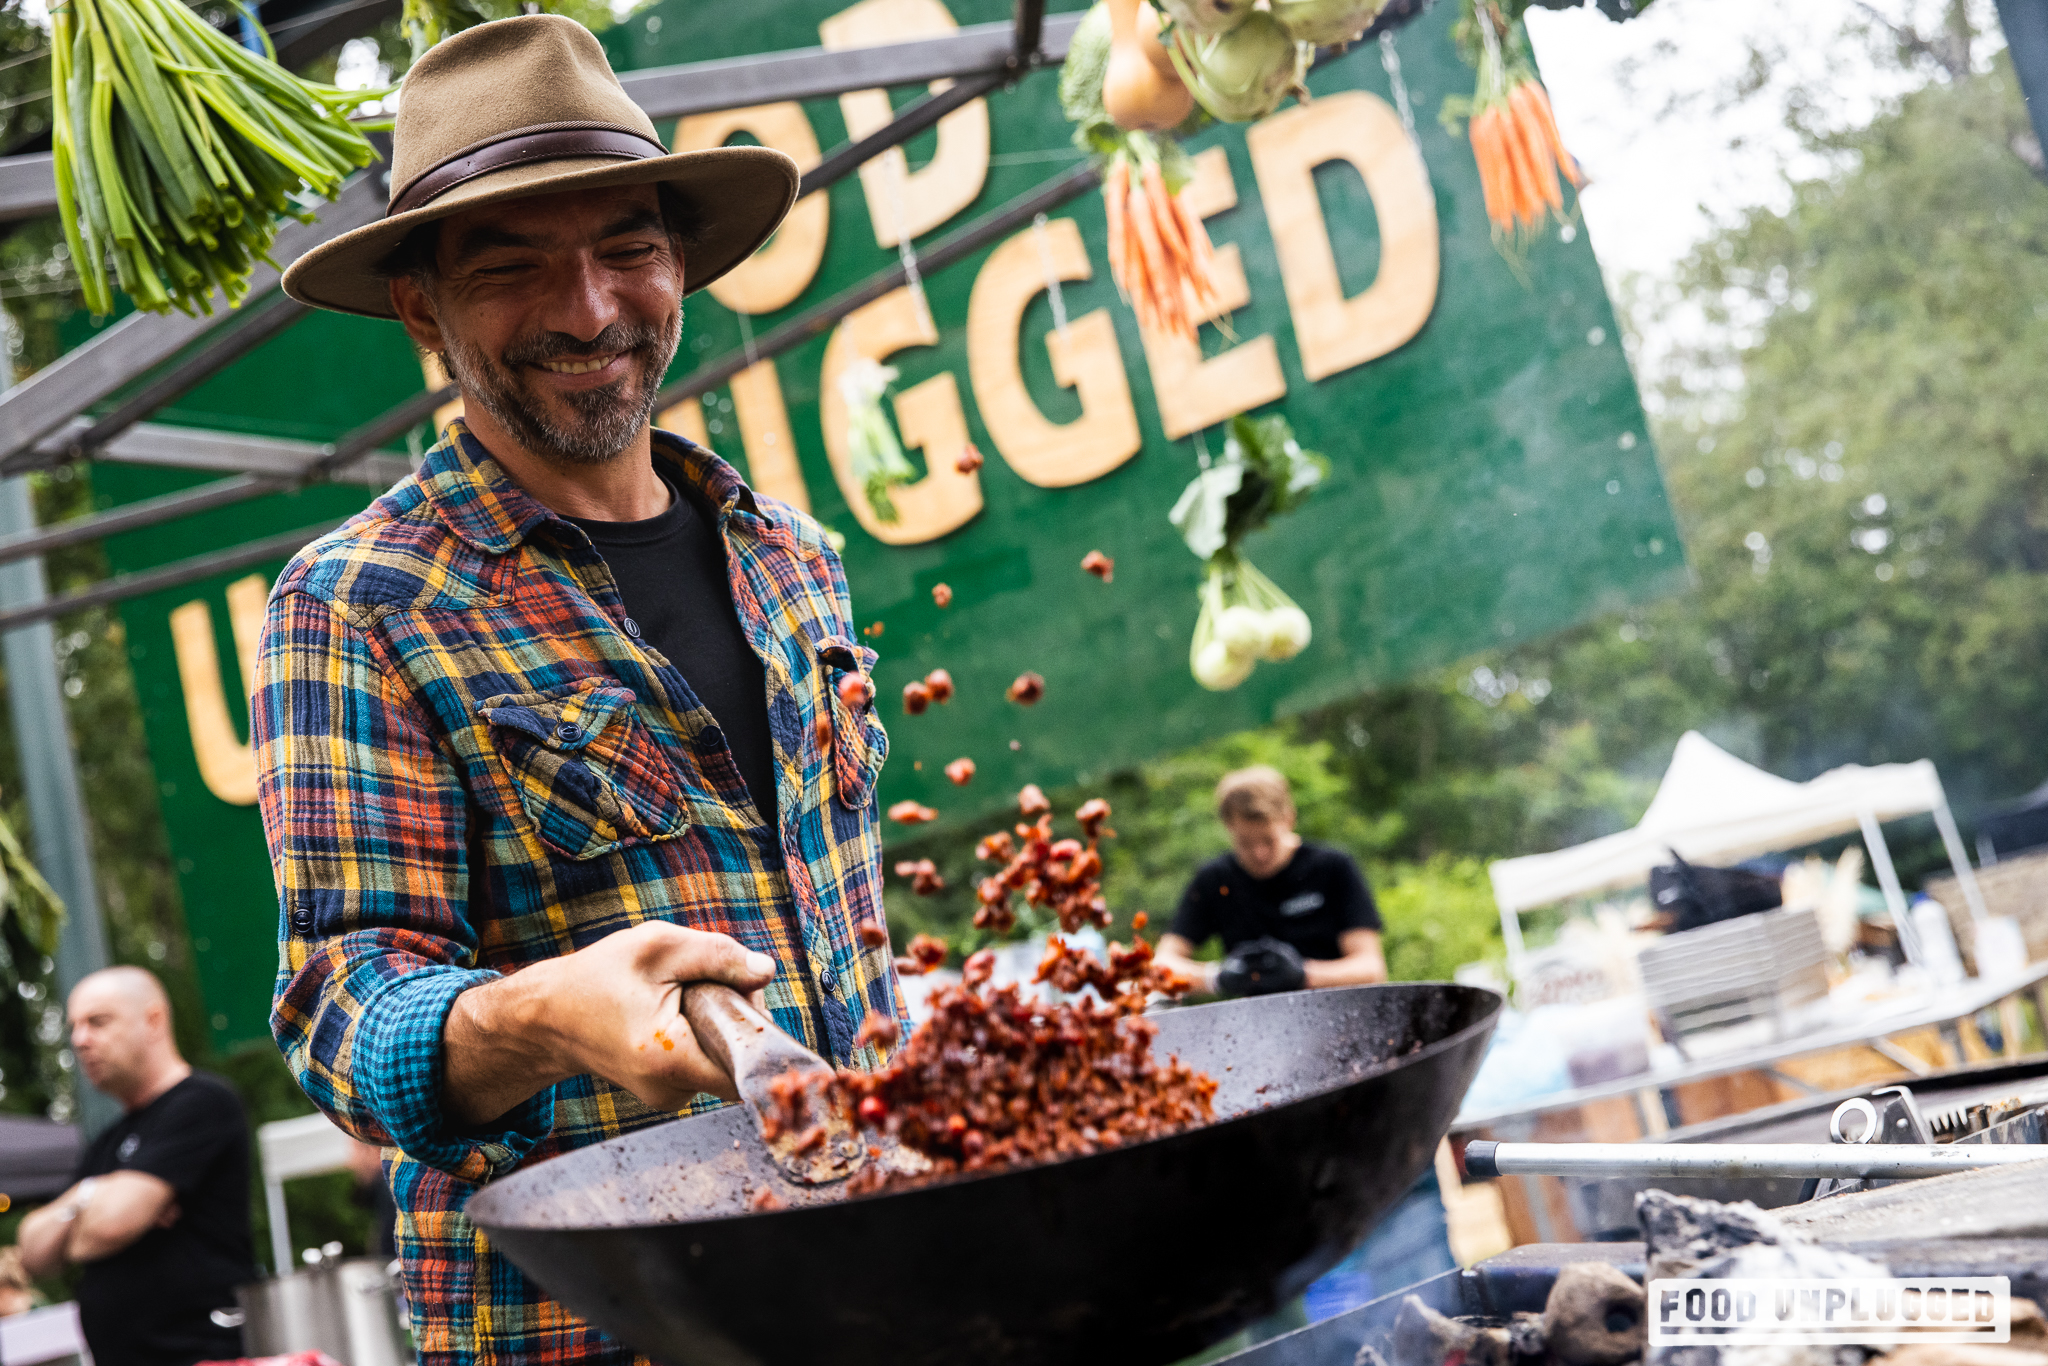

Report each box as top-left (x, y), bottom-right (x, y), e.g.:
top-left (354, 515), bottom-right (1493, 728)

top-left (1215, 1060), bottom-right (2048, 1366)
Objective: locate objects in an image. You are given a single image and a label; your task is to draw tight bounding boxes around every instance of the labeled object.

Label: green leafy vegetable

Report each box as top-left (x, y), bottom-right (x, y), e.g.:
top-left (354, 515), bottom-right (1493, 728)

top-left (50, 0), bottom-right (387, 317)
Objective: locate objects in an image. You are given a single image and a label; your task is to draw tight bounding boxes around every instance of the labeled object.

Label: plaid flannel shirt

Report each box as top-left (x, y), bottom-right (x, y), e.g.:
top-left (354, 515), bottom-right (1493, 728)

top-left (255, 422), bottom-right (902, 1366)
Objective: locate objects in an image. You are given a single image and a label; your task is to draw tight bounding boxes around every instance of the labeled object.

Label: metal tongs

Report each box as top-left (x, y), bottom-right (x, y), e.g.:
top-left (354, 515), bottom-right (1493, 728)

top-left (680, 983), bottom-right (866, 1185)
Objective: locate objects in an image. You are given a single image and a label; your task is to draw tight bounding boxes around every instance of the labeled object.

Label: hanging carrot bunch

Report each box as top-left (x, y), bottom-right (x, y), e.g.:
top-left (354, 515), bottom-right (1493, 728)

top-left (1061, 0), bottom-right (1231, 344)
top-left (1441, 0), bottom-right (1584, 249)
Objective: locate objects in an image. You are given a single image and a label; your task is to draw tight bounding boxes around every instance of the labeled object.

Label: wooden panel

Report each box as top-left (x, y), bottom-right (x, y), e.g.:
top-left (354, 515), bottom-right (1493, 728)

top-left (1137, 147), bottom-right (1287, 439)
top-left (820, 0), bottom-right (989, 248)
top-left (965, 216), bottom-right (1140, 487)
top-left (1247, 90), bottom-right (1439, 382)
top-left (673, 103), bottom-right (829, 314)
top-left (730, 360), bottom-right (812, 512)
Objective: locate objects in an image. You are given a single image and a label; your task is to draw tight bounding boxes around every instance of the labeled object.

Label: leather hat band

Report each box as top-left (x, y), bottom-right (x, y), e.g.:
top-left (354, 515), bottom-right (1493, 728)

top-left (387, 125), bottom-right (670, 217)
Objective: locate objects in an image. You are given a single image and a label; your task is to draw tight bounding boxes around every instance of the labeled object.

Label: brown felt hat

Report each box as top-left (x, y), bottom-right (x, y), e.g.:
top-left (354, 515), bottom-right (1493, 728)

top-left (281, 14), bottom-right (798, 319)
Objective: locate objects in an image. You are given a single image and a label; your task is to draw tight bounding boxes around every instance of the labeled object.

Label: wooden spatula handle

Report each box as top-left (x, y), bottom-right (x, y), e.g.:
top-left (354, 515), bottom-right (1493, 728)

top-left (679, 981), bottom-right (777, 1091)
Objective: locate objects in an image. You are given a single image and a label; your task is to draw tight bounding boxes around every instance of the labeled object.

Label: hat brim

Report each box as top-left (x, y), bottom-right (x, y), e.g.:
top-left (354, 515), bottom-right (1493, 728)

top-left (281, 144), bottom-right (800, 320)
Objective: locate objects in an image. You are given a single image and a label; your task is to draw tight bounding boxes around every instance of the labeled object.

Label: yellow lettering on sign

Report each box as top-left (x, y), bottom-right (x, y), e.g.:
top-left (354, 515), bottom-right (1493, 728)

top-left (658, 363), bottom-right (813, 513)
top-left (1248, 90), bottom-right (1439, 381)
top-left (170, 573), bottom-right (268, 807)
top-left (1137, 148), bottom-right (1287, 439)
top-left (658, 396), bottom-right (712, 448)
top-left (819, 0), bottom-right (989, 248)
top-left (673, 104), bottom-right (829, 314)
top-left (819, 286), bottom-right (983, 545)
top-left (730, 361), bottom-right (812, 512)
top-left (966, 217), bottom-right (1141, 488)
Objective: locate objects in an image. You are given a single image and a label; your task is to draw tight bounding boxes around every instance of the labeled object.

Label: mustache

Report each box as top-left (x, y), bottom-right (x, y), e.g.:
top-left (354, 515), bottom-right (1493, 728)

top-left (502, 322), bottom-right (666, 370)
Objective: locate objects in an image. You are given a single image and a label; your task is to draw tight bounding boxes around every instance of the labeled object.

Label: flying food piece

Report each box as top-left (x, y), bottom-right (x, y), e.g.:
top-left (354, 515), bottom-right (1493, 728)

top-left (1132, 910), bottom-right (1150, 932)
top-left (932, 582), bottom-right (954, 608)
top-left (813, 714), bottom-right (833, 752)
top-left (1006, 672), bottom-right (1046, 705)
top-left (956, 445), bottom-right (985, 474)
top-left (896, 933), bottom-right (949, 976)
top-left (854, 1013), bottom-right (900, 1050)
top-left (903, 681), bottom-right (932, 715)
top-left (857, 922), bottom-right (890, 948)
top-left (1017, 784), bottom-right (1052, 817)
top-left (1082, 550), bottom-right (1115, 582)
top-left (887, 801), bottom-right (938, 825)
top-left (864, 621), bottom-right (885, 637)
top-left (894, 858), bottom-right (946, 895)
top-left (836, 673), bottom-right (874, 711)
top-left (924, 669), bottom-right (954, 703)
top-left (945, 757), bottom-right (976, 786)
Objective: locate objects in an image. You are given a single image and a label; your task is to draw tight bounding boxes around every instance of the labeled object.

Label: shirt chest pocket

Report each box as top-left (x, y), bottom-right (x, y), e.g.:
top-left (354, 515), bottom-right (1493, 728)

top-left (809, 633), bottom-right (888, 812)
top-left (478, 683), bottom-right (688, 860)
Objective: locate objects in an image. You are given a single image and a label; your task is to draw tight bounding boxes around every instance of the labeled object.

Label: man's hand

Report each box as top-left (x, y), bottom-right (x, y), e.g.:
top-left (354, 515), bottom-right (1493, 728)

top-left (443, 922), bottom-right (776, 1125)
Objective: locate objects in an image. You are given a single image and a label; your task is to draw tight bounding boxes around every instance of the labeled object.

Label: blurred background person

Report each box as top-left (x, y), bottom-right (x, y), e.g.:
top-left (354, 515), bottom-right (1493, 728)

top-left (1155, 765), bottom-right (1388, 996)
top-left (16, 967), bottom-right (255, 1366)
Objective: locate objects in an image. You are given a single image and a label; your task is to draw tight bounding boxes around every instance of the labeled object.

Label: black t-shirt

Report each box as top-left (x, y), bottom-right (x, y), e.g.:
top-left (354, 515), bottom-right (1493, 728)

top-left (1169, 842), bottom-right (1383, 962)
top-left (567, 478), bottom-right (779, 837)
top-left (73, 1071), bottom-right (256, 1366)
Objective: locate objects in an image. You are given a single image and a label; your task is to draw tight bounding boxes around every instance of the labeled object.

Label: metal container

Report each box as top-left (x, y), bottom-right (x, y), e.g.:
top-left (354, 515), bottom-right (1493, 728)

top-left (234, 1256), bottom-right (412, 1366)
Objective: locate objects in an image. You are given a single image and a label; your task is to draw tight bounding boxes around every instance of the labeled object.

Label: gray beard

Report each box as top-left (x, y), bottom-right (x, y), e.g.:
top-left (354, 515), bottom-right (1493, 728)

top-left (439, 312), bottom-right (681, 468)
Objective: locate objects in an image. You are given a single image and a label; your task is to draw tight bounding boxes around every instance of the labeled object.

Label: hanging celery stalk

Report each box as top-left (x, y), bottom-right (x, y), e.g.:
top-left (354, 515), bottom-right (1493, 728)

top-left (840, 358), bottom-right (918, 525)
top-left (49, 0), bottom-right (385, 318)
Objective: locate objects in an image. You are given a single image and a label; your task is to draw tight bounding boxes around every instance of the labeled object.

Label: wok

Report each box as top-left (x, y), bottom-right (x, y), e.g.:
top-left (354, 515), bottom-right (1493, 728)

top-left (467, 982), bottom-right (1502, 1366)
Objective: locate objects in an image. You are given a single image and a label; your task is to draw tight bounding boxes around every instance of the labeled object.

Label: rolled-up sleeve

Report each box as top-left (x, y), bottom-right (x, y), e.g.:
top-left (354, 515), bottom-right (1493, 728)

top-left (254, 584), bottom-right (552, 1181)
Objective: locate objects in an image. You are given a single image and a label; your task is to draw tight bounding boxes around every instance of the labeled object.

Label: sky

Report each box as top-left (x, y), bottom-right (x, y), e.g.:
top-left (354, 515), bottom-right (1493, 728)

top-left (1522, 0), bottom-right (1993, 381)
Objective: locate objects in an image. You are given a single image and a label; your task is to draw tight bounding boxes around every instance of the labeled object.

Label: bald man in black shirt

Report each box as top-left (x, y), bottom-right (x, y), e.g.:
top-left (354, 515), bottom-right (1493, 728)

top-left (18, 968), bottom-right (255, 1366)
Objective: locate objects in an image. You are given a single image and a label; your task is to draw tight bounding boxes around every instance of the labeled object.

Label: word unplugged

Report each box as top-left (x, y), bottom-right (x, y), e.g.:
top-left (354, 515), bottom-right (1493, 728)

top-left (1648, 1278), bottom-right (2012, 1346)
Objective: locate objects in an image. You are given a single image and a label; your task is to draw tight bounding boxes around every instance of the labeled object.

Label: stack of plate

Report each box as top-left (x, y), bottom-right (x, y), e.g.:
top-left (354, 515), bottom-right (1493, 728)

top-left (1637, 906), bottom-right (1830, 1041)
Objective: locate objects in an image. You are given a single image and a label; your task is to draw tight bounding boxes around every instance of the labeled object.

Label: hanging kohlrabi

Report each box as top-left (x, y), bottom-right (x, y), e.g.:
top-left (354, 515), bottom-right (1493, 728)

top-left (1169, 414), bottom-right (1328, 691)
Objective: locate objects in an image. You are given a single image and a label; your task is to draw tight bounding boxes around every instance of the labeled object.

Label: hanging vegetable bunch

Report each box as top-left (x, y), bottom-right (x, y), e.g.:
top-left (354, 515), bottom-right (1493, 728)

top-left (1439, 0), bottom-right (1585, 248)
top-left (400, 0), bottom-right (612, 60)
top-left (1169, 413), bottom-right (1327, 691)
top-left (50, 0), bottom-right (387, 317)
top-left (841, 357), bottom-right (918, 524)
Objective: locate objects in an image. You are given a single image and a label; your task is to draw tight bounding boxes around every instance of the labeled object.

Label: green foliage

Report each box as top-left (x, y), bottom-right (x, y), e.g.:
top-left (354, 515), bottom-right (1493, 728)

top-left (219, 1042), bottom-right (374, 1267)
top-left (1375, 855), bottom-right (1501, 984)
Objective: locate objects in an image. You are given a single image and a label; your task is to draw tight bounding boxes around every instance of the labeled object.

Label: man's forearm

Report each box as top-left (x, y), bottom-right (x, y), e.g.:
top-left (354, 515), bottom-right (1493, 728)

top-left (442, 966), bottom-right (577, 1127)
top-left (1304, 953), bottom-right (1387, 988)
top-left (17, 1202), bottom-right (72, 1278)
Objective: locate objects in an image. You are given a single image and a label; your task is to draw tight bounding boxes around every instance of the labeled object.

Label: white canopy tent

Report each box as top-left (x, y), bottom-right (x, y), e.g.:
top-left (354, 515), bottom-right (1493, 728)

top-left (1488, 731), bottom-right (1992, 971)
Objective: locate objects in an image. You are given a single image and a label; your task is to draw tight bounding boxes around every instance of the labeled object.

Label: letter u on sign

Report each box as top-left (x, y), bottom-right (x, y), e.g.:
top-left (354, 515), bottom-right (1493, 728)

top-left (170, 573), bottom-right (267, 806)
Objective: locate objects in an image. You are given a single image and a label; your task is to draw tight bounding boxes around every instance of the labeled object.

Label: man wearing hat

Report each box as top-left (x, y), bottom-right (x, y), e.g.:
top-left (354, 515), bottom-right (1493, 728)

top-left (254, 17), bottom-right (904, 1364)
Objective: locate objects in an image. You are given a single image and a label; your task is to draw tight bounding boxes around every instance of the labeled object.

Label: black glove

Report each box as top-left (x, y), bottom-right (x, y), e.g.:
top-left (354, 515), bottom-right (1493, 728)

top-left (1216, 937), bottom-right (1307, 997)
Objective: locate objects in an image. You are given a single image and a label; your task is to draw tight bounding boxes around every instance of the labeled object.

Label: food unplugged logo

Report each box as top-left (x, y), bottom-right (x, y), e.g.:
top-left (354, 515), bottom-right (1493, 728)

top-left (1648, 1279), bottom-right (2011, 1346)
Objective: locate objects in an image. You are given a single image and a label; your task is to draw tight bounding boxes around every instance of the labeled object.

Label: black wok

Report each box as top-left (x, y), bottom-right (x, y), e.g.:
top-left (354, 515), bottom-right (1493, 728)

top-left (467, 982), bottom-right (1501, 1366)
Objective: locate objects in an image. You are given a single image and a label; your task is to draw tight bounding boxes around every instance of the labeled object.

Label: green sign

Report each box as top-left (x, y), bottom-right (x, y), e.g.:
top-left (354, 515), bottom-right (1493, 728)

top-left (89, 0), bottom-right (1679, 1047)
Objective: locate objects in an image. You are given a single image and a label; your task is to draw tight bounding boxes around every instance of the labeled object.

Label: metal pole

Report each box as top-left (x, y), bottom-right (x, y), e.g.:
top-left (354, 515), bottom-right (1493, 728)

top-left (1931, 799), bottom-right (1993, 937)
top-left (1463, 1140), bottom-right (2048, 1181)
top-left (1859, 808), bottom-right (1922, 966)
top-left (0, 366), bottom-right (116, 1133)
